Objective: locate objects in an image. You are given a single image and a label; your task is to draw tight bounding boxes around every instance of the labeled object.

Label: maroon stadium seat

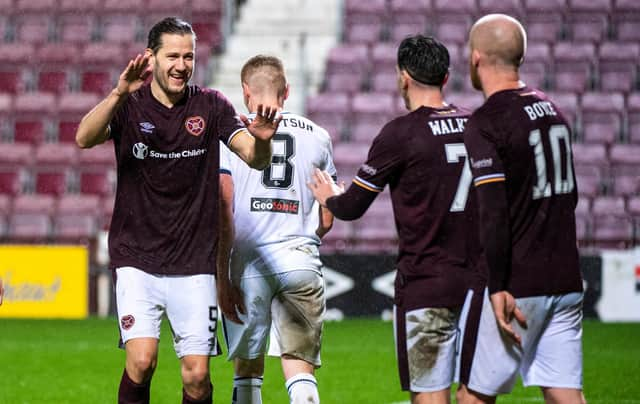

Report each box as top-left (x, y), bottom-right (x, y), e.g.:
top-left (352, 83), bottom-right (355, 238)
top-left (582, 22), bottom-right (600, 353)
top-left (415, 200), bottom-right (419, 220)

top-left (12, 194), bottom-right (56, 214)
top-left (567, 0), bottom-right (612, 43)
top-left (591, 214), bottom-right (633, 249)
top-left (609, 145), bottom-right (640, 196)
top-left (628, 94), bottom-right (640, 144)
top-left (0, 169), bottom-right (24, 195)
top-left (389, 0), bottom-right (429, 41)
top-left (13, 14), bottom-right (53, 44)
top-left (574, 165), bottom-right (604, 197)
top-left (435, 15), bottom-right (473, 46)
top-left (351, 92), bottom-right (396, 135)
top-left (37, 70), bottom-right (70, 95)
top-left (445, 92), bottom-right (485, 111)
top-left (520, 44), bottom-right (552, 90)
top-left (146, 0), bottom-right (188, 14)
top-left (0, 143), bottom-right (33, 170)
top-left (326, 44), bottom-right (369, 76)
top-left (306, 92), bottom-right (351, 141)
top-left (79, 170), bottom-right (116, 197)
top-left (371, 72), bottom-right (399, 94)
top-left (0, 70), bottom-right (25, 94)
top-left (59, 0), bottom-right (101, 13)
top-left (0, 194), bottom-right (11, 214)
top-left (13, 92), bottom-right (56, 144)
top-left (103, 0), bottom-right (144, 13)
top-left (80, 70), bottom-right (115, 95)
top-left (34, 170), bottom-right (70, 196)
top-left (332, 143), bottom-right (370, 178)
top-left (389, 21), bottom-right (429, 44)
top-left (7, 213), bottom-right (51, 242)
top-left (192, 21), bottom-right (221, 49)
top-left (371, 43), bottom-right (398, 76)
top-left (592, 196), bottom-right (626, 216)
top-left (580, 92), bottom-right (625, 144)
top-left (523, 0), bottom-right (567, 44)
top-left (57, 194), bottom-right (101, 215)
top-left (345, 21), bottom-right (384, 45)
top-left (597, 42), bottom-right (639, 93)
top-left (345, 0), bottom-right (387, 25)
top-left (325, 72), bottom-right (365, 94)
top-left (553, 42), bottom-right (596, 93)
top-left (612, 0), bottom-right (640, 42)
top-left (52, 213), bottom-right (98, 243)
top-left (57, 92), bottom-right (101, 142)
top-left (15, 0), bottom-right (55, 12)
top-left (100, 15), bottom-right (142, 44)
top-left (478, 0), bottom-right (524, 17)
top-left (78, 142), bottom-right (116, 169)
top-left (545, 91), bottom-right (579, 129)
top-left (58, 14), bottom-right (97, 45)
top-left (35, 143), bottom-right (79, 167)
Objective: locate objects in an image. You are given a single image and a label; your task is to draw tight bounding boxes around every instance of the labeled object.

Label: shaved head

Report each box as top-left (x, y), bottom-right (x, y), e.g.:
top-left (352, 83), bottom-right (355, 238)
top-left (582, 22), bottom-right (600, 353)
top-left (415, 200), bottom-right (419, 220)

top-left (241, 55), bottom-right (287, 98)
top-left (470, 14), bottom-right (527, 68)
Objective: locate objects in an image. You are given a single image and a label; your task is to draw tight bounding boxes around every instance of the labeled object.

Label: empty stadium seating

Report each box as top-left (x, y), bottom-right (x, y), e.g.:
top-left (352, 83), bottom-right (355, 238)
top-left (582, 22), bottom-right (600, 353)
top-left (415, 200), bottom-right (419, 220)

top-left (307, 0), bottom-right (640, 250)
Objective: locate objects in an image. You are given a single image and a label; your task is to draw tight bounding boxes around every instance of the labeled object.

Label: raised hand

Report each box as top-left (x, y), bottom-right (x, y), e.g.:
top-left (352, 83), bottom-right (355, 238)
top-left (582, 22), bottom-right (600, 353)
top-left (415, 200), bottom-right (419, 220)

top-left (489, 290), bottom-right (527, 346)
top-left (241, 104), bottom-right (282, 142)
top-left (116, 53), bottom-right (152, 97)
top-left (307, 168), bottom-right (345, 207)
top-left (216, 277), bottom-right (246, 325)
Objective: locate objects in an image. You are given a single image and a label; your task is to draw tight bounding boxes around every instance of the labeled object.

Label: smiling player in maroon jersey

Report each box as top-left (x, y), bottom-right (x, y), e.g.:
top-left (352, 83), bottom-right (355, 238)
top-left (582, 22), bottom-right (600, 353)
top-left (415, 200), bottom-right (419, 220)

top-left (75, 17), bottom-right (281, 404)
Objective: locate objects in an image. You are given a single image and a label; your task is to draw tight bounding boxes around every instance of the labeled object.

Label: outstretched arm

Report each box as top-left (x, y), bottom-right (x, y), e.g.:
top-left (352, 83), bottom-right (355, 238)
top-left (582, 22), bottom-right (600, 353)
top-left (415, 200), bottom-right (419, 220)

top-left (228, 105), bottom-right (282, 170)
top-left (216, 173), bottom-right (246, 324)
top-left (75, 54), bottom-right (151, 149)
top-left (315, 206), bottom-right (334, 239)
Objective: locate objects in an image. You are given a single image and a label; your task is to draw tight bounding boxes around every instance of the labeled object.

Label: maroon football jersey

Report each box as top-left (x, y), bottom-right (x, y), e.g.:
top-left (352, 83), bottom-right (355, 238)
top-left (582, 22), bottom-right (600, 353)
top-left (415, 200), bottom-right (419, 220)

top-left (107, 84), bottom-right (244, 275)
top-left (464, 87), bottom-right (583, 298)
top-left (354, 105), bottom-right (483, 308)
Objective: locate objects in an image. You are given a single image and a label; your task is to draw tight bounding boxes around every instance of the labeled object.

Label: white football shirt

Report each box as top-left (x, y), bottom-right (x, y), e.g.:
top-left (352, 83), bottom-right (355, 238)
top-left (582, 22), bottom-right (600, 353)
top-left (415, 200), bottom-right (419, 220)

top-left (220, 112), bottom-right (337, 277)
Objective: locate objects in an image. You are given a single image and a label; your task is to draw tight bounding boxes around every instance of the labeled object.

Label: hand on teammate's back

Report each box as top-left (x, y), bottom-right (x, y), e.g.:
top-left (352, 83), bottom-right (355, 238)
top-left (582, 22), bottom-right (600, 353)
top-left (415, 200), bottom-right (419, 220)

top-left (116, 54), bottom-right (152, 97)
top-left (241, 104), bottom-right (283, 142)
top-left (307, 168), bottom-right (345, 207)
top-left (490, 291), bottom-right (528, 346)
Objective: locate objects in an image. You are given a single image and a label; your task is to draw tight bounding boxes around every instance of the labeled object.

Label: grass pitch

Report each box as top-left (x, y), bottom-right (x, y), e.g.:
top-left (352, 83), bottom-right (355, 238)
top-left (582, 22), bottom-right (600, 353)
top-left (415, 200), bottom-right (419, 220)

top-left (0, 318), bottom-right (638, 403)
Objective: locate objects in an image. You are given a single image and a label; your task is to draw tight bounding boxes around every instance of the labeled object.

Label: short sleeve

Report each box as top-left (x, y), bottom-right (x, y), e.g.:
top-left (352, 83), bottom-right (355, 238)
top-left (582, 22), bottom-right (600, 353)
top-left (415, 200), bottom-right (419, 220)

top-left (464, 115), bottom-right (506, 188)
top-left (352, 123), bottom-right (405, 193)
top-left (214, 91), bottom-right (245, 145)
top-left (108, 100), bottom-right (129, 141)
top-left (219, 141), bottom-right (233, 175)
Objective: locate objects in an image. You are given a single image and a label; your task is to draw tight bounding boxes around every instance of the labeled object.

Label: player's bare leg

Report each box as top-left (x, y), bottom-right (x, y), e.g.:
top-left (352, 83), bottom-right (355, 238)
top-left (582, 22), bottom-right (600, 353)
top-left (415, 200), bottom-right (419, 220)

top-left (119, 337), bottom-right (158, 404)
top-left (180, 355), bottom-right (212, 403)
top-left (456, 384), bottom-right (496, 404)
top-left (411, 389), bottom-right (451, 404)
top-left (541, 387), bottom-right (586, 404)
top-left (233, 356), bottom-right (265, 404)
top-left (281, 355), bottom-right (319, 404)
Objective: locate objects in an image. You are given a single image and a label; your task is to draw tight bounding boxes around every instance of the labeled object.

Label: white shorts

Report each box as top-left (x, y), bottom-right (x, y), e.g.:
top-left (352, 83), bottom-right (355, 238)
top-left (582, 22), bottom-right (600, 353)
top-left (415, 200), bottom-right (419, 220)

top-left (114, 266), bottom-right (220, 358)
top-left (394, 297), bottom-right (469, 393)
top-left (222, 270), bottom-right (325, 367)
top-left (458, 288), bottom-right (583, 395)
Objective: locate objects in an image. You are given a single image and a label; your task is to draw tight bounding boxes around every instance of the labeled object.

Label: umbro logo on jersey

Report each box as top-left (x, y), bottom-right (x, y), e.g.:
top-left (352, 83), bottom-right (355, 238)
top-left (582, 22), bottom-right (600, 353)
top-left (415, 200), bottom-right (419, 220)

top-left (251, 197), bottom-right (299, 214)
top-left (139, 122), bottom-right (155, 134)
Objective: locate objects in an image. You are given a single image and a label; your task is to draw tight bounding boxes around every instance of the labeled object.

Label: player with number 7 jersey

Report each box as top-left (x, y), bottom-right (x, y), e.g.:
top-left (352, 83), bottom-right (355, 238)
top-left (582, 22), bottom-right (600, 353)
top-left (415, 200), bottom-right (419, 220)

top-left (308, 36), bottom-right (485, 403)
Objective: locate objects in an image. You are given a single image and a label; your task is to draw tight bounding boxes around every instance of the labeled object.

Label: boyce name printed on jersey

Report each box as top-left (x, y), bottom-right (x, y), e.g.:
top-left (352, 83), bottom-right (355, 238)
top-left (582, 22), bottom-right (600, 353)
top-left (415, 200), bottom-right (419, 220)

top-left (251, 197), bottom-right (300, 215)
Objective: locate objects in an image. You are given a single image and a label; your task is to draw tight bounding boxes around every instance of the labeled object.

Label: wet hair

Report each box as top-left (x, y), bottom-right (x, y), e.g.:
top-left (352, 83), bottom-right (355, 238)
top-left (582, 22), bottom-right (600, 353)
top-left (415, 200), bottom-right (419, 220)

top-left (397, 35), bottom-right (449, 87)
top-left (241, 55), bottom-right (287, 97)
top-left (147, 17), bottom-right (196, 54)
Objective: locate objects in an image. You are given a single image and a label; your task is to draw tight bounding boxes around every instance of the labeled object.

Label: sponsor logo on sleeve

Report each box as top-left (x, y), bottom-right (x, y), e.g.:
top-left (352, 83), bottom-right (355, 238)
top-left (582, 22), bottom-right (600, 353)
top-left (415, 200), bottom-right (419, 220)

top-left (250, 197), bottom-right (300, 214)
top-left (185, 116), bottom-right (206, 136)
top-left (470, 157), bottom-right (493, 169)
top-left (360, 164), bottom-right (378, 176)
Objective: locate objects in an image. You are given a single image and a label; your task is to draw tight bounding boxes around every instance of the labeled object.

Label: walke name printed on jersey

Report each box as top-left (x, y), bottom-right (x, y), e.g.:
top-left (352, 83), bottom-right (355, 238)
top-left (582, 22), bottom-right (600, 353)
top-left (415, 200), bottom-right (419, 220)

top-left (250, 197), bottom-right (300, 215)
top-left (428, 116), bottom-right (468, 136)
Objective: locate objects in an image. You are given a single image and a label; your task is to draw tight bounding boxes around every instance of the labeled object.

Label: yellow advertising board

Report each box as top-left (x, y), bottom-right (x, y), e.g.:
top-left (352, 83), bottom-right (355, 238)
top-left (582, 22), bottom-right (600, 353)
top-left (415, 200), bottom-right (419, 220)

top-left (0, 245), bottom-right (88, 318)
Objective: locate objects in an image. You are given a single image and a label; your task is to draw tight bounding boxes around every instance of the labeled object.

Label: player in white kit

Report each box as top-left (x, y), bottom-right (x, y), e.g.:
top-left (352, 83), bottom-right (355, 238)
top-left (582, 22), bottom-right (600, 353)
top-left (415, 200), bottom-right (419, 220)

top-left (217, 55), bottom-right (337, 404)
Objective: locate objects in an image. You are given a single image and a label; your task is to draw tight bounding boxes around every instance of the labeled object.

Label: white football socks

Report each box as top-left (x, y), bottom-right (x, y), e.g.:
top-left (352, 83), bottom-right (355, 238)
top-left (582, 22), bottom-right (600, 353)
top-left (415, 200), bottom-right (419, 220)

top-left (285, 373), bottom-right (320, 404)
top-left (232, 376), bottom-right (263, 404)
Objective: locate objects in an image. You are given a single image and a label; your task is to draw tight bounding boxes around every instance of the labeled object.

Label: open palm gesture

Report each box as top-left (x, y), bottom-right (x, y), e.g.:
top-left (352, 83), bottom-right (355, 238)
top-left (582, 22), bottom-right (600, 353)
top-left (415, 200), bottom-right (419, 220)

top-left (241, 104), bottom-right (282, 142)
top-left (116, 54), bottom-right (152, 96)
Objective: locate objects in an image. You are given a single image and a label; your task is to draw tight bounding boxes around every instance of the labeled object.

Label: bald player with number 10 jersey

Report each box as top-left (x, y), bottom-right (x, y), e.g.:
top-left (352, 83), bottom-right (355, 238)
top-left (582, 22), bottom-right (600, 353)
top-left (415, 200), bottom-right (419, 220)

top-left (218, 55), bottom-right (337, 404)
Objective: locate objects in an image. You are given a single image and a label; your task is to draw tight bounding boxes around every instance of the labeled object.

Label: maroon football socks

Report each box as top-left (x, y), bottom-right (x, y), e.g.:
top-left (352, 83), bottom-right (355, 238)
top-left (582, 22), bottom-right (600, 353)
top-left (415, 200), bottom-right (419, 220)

top-left (118, 368), bottom-right (150, 404)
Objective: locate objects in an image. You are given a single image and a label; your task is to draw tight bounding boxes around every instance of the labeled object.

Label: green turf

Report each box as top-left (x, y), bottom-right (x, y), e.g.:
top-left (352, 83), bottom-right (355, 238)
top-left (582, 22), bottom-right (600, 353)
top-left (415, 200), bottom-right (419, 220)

top-left (0, 318), bottom-right (638, 403)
